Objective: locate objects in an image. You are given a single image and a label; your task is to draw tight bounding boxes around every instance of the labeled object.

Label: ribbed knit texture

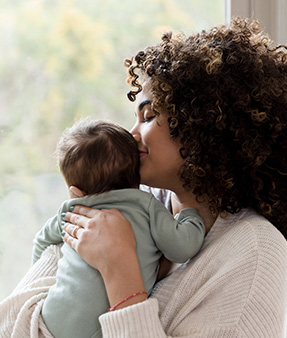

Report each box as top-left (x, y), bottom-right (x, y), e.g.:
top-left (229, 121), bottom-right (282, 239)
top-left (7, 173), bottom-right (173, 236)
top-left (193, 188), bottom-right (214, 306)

top-left (0, 245), bottom-right (61, 338)
top-left (99, 209), bottom-right (287, 337)
top-left (1, 210), bottom-right (286, 337)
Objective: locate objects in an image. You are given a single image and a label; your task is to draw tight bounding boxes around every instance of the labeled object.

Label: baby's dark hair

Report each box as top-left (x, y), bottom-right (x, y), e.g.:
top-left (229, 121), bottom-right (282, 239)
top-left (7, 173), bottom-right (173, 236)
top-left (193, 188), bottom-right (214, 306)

top-left (56, 118), bottom-right (140, 195)
top-left (125, 17), bottom-right (287, 237)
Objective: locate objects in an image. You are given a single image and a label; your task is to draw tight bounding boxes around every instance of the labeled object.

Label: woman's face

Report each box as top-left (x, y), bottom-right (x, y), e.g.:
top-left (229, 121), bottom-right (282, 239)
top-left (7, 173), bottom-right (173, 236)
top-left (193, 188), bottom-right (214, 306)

top-left (130, 84), bottom-right (184, 191)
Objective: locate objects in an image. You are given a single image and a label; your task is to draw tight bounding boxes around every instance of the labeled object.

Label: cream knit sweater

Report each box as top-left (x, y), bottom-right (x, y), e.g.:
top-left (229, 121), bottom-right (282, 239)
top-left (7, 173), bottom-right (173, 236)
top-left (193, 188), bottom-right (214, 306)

top-left (0, 209), bottom-right (286, 337)
top-left (99, 209), bottom-right (287, 337)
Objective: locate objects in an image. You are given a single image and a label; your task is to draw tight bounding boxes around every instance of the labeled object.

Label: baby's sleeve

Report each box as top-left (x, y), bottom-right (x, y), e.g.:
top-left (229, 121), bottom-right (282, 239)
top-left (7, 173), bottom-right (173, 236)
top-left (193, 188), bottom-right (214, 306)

top-left (32, 214), bottom-right (63, 264)
top-left (149, 197), bottom-right (205, 263)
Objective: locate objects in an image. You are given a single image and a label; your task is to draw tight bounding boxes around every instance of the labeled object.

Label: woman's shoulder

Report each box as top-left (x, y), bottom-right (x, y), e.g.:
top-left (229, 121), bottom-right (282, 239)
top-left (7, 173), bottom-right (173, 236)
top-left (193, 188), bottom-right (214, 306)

top-left (151, 209), bottom-right (287, 336)
top-left (211, 208), bottom-right (285, 244)
top-left (240, 209), bottom-right (287, 275)
top-left (207, 208), bottom-right (287, 287)
top-left (220, 209), bottom-right (286, 252)
top-left (216, 209), bottom-right (287, 334)
top-left (206, 209), bottom-right (287, 268)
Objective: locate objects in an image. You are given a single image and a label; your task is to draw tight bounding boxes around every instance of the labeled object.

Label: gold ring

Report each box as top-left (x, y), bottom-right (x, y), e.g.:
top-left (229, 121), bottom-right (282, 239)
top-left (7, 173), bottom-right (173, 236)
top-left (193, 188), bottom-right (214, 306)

top-left (72, 226), bottom-right (80, 238)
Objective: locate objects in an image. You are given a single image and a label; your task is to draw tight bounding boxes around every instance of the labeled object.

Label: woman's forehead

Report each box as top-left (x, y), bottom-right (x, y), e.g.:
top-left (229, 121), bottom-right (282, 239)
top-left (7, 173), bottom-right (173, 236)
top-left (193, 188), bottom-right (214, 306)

top-left (135, 84), bottom-right (153, 106)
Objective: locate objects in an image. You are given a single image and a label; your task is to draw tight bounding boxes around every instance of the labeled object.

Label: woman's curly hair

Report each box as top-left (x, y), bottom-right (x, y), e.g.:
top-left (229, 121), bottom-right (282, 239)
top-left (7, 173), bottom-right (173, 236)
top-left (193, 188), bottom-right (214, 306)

top-left (125, 17), bottom-right (287, 238)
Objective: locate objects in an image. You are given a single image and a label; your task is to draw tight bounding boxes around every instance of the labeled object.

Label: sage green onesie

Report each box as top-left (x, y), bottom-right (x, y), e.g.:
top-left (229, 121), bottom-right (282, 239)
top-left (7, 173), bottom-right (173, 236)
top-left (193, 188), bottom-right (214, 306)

top-left (33, 188), bottom-right (205, 338)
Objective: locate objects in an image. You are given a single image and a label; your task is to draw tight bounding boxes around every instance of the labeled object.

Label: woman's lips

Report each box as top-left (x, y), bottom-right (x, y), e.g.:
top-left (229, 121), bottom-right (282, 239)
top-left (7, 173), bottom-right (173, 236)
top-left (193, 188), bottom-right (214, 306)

top-left (139, 150), bottom-right (147, 158)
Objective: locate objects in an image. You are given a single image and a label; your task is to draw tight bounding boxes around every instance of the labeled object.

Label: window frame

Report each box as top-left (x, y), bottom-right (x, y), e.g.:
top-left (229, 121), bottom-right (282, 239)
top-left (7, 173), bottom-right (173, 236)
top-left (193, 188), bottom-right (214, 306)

top-left (225, 0), bottom-right (287, 44)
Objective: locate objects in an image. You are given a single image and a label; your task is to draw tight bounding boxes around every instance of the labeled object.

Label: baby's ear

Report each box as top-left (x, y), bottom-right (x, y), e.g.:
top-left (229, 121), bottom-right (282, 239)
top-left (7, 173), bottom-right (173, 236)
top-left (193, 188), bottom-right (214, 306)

top-left (69, 186), bottom-right (86, 198)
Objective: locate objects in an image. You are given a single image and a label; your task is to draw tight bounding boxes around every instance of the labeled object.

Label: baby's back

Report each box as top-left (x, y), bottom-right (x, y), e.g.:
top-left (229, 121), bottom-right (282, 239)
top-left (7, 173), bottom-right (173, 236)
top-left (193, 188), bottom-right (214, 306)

top-left (42, 189), bottom-right (163, 338)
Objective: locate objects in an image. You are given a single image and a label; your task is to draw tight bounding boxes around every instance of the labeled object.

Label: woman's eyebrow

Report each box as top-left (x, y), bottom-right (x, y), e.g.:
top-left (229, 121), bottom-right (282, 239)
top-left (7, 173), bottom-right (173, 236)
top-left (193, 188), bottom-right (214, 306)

top-left (138, 100), bottom-right (152, 111)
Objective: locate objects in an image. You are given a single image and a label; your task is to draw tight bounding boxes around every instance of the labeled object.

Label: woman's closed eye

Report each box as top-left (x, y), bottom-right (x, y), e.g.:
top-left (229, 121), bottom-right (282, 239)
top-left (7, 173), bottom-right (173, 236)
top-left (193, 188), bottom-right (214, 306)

top-left (142, 113), bottom-right (156, 122)
top-left (142, 107), bottom-right (159, 123)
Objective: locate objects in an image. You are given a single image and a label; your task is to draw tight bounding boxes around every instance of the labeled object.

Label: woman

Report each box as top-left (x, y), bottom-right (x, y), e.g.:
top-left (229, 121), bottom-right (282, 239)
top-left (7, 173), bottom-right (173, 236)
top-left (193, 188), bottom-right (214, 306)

top-left (0, 17), bottom-right (286, 337)
top-left (61, 17), bottom-right (287, 337)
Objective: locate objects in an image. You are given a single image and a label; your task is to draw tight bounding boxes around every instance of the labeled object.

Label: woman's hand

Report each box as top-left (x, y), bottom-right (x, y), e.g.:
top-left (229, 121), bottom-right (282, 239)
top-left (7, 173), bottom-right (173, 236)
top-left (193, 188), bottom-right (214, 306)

top-left (62, 206), bottom-right (136, 273)
top-left (62, 206), bottom-right (147, 309)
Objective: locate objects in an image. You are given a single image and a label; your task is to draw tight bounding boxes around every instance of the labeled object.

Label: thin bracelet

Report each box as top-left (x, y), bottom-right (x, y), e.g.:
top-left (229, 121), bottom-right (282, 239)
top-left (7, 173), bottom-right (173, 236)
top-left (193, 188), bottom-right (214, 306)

top-left (108, 291), bottom-right (147, 312)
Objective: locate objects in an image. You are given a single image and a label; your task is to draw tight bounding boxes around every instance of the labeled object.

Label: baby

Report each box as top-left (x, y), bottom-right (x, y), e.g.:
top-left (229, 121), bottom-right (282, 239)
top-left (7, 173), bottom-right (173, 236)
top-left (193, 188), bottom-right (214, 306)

top-left (33, 118), bottom-right (205, 338)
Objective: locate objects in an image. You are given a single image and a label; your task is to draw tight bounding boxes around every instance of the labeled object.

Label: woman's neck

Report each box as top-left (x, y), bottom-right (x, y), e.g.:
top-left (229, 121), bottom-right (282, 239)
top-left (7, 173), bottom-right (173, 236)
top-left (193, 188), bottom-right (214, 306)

top-left (171, 190), bottom-right (216, 234)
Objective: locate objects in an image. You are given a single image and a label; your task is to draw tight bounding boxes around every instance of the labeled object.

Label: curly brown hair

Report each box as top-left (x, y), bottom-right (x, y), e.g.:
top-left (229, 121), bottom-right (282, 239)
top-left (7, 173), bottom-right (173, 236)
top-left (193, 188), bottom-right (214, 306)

top-left (125, 17), bottom-right (287, 238)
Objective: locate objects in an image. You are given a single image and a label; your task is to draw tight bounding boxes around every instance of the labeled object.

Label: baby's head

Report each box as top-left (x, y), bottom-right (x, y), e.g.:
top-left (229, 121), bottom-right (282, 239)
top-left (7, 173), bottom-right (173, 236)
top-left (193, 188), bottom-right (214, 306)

top-left (56, 118), bottom-right (140, 196)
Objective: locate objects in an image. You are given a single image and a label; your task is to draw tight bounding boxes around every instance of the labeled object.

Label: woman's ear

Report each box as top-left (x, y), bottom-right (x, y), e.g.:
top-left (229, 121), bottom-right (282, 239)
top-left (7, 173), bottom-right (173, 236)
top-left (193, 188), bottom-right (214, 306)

top-left (69, 186), bottom-right (86, 198)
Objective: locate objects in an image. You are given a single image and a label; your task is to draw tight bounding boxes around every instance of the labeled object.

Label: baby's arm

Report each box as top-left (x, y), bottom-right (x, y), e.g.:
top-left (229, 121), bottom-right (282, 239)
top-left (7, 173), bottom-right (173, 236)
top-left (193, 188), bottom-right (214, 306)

top-left (150, 196), bottom-right (206, 263)
top-left (32, 194), bottom-right (86, 264)
top-left (32, 214), bottom-right (63, 264)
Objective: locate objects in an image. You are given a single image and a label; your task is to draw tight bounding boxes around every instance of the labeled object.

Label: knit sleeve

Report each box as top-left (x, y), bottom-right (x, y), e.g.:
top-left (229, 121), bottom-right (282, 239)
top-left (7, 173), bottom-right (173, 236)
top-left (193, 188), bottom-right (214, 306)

top-left (99, 299), bottom-right (170, 338)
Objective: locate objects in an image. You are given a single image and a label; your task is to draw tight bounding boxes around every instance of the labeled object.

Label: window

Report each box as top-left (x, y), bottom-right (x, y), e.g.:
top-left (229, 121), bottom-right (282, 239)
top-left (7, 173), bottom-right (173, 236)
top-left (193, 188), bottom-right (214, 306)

top-left (0, 0), bottom-right (225, 301)
top-left (3, 0), bottom-right (285, 301)
top-left (228, 0), bottom-right (287, 44)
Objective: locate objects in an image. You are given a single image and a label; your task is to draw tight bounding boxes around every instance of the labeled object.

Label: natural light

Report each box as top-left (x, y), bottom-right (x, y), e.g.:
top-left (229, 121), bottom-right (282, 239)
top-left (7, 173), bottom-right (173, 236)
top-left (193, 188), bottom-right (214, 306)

top-left (0, 0), bottom-right (225, 301)
top-left (1, 0), bottom-right (286, 303)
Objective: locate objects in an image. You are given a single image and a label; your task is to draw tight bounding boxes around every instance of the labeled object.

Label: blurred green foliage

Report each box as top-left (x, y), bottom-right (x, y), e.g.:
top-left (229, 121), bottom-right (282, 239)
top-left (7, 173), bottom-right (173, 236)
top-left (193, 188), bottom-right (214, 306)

top-left (0, 0), bottom-right (224, 300)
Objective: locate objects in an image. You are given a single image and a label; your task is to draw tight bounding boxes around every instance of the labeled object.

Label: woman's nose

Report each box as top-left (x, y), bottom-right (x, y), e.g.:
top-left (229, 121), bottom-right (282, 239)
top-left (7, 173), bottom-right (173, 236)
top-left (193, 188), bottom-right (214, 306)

top-left (130, 125), bottom-right (140, 142)
top-left (131, 132), bottom-right (140, 142)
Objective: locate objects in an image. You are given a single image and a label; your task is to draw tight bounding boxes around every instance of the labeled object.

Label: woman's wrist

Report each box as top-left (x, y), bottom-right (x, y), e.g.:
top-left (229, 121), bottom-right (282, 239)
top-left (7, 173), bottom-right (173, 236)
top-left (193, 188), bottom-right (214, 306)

top-left (108, 291), bottom-right (148, 311)
top-left (101, 249), bottom-right (147, 311)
